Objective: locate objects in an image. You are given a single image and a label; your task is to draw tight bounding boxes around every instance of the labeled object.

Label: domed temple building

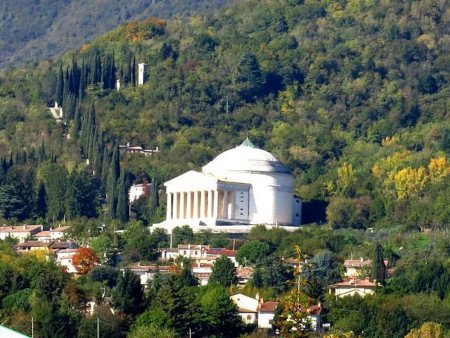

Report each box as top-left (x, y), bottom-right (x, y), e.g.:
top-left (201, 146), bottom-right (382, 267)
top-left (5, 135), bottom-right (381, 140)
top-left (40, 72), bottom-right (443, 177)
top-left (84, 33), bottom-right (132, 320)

top-left (155, 139), bottom-right (301, 232)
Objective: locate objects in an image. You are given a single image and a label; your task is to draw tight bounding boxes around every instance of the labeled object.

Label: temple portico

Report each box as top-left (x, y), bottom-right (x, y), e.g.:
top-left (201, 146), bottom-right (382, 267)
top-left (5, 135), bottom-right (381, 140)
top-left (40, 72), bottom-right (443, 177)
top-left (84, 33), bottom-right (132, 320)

top-left (166, 190), bottom-right (234, 221)
top-left (162, 171), bottom-right (250, 227)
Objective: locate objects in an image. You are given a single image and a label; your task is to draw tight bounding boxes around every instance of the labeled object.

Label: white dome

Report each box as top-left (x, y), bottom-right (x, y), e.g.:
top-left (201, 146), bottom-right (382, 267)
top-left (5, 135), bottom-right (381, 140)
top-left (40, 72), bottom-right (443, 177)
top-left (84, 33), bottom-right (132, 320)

top-left (202, 139), bottom-right (291, 174)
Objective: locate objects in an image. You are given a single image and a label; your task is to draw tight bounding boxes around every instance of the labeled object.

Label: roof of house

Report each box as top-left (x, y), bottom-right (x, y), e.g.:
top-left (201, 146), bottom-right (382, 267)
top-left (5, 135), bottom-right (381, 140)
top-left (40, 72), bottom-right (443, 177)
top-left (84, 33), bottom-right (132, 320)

top-left (205, 248), bottom-right (237, 257)
top-left (329, 278), bottom-right (378, 289)
top-left (178, 244), bottom-right (210, 250)
top-left (344, 259), bottom-right (389, 268)
top-left (0, 225), bottom-right (42, 233)
top-left (35, 231), bottom-right (51, 237)
top-left (126, 264), bottom-right (158, 272)
top-left (258, 301), bottom-right (278, 313)
top-left (16, 241), bottom-right (48, 248)
top-left (49, 241), bottom-right (76, 250)
top-left (236, 267), bottom-right (254, 279)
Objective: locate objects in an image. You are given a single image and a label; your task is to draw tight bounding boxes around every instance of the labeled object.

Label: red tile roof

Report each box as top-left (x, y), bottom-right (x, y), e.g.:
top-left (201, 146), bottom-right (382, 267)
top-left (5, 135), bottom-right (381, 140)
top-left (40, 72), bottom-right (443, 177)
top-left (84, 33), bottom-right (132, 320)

top-left (258, 301), bottom-right (278, 313)
top-left (205, 248), bottom-right (237, 257)
top-left (0, 225), bottom-right (42, 233)
top-left (236, 267), bottom-right (254, 279)
top-left (329, 278), bottom-right (378, 288)
top-left (35, 231), bottom-right (51, 237)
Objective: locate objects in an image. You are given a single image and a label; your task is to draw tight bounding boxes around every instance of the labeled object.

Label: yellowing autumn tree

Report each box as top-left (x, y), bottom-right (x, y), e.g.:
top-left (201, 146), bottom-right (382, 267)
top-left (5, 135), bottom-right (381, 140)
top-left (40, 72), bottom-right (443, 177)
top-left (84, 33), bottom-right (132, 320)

top-left (428, 156), bottom-right (450, 182)
top-left (393, 167), bottom-right (428, 199)
top-left (405, 322), bottom-right (445, 338)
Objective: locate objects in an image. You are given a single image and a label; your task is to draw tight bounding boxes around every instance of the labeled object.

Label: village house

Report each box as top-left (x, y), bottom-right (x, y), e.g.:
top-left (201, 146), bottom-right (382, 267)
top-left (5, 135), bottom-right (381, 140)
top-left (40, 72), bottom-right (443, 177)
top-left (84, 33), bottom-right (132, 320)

top-left (33, 226), bottom-right (72, 243)
top-left (204, 248), bottom-right (238, 266)
top-left (0, 225), bottom-right (43, 243)
top-left (160, 244), bottom-right (211, 260)
top-left (129, 183), bottom-right (151, 203)
top-left (15, 240), bottom-right (77, 254)
top-left (328, 277), bottom-right (378, 298)
top-left (16, 241), bottom-right (49, 253)
top-left (122, 264), bottom-right (172, 286)
top-left (56, 249), bottom-right (78, 273)
top-left (119, 142), bottom-right (159, 156)
top-left (231, 294), bottom-right (259, 325)
top-left (50, 226), bottom-right (72, 240)
top-left (257, 301), bottom-right (278, 329)
top-left (236, 266), bottom-right (254, 286)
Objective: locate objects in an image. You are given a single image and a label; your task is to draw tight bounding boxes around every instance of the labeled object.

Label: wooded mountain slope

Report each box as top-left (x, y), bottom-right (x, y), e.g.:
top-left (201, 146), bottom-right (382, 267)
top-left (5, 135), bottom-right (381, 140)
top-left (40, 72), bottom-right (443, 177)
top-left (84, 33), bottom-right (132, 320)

top-left (0, 0), bottom-right (235, 67)
top-left (0, 0), bottom-right (449, 229)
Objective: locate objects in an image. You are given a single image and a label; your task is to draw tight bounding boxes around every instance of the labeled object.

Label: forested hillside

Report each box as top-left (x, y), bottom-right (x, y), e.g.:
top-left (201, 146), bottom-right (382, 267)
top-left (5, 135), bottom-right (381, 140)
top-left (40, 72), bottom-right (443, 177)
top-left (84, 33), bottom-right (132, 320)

top-left (1, 0), bottom-right (448, 229)
top-left (0, 0), bottom-right (236, 67)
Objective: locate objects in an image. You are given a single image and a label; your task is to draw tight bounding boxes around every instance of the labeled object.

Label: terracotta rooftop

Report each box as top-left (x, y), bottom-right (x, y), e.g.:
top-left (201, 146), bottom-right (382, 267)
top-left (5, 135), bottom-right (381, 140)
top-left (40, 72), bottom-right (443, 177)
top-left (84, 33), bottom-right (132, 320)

top-left (236, 267), bottom-right (254, 279)
top-left (258, 301), bottom-right (278, 313)
top-left (49, 241), bottom-right (77, 250)
top-left (0, 225), bottom-right (42, 233)
top-left (17, 241), bottom-right (48, 248)
top-left (206, 248), bottom-right (237, 257)
top-left (35, 231), bottom-right (51, 237)
top-left (329, 278), bottom-right (378, 288)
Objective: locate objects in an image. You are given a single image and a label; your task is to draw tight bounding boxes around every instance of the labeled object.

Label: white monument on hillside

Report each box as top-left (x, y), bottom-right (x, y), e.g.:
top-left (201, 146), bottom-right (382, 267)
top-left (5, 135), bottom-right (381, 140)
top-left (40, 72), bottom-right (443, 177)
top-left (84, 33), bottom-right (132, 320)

top-left (154, 139), bottom-right (301, 233)
top-left (138, 63), bottom-right (146, 85)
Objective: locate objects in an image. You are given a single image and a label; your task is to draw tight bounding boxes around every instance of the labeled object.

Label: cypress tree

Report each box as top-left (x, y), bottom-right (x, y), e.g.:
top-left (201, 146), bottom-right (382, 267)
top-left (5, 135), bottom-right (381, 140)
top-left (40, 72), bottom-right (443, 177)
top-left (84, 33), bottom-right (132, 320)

top-left (36, 182), bottom-right (48, 218)
top-left (38, 140), bottom-right (46, 162)
top-left (131, 55), bottom-right (136, 86)
top-left (56, 62), bottom-right (64, 105)
top-left (371, 243), bottom-right (386, 284)
top-left (107, 144), bottom-right (120, 219)
top-left (100, 147), bottom-right (110, 192)
top-left (116, 171), bottom-right (129, 222)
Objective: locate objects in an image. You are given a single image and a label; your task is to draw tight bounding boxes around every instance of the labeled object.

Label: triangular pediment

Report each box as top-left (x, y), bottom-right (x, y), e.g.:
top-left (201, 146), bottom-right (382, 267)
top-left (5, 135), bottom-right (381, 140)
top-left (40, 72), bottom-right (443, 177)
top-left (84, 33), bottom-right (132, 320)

top-left (165, 171), bottom-right (219, 192)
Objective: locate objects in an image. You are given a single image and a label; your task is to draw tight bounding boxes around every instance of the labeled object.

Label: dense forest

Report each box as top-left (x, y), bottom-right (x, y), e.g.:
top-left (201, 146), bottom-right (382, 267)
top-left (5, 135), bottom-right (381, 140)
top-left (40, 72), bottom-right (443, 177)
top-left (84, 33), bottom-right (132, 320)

top-left (0, 0), bottom-right (449, 336)
top-left (0, 0), bottom-right (236, 67)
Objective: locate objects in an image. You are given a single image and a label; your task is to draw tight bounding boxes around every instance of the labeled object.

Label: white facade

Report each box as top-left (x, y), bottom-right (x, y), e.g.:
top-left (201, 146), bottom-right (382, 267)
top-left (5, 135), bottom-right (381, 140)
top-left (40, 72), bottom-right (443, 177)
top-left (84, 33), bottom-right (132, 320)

top-left (129, 183), bottom-right (151, 203)
top-left (56, 249), bottom-right (77, 273)
top-left (0, 225), bottom-right (43, 243)
top-left (231, 294), bottom-right (259, 324)
top-left (50, 226), bottom-right (71, 240)
top-left (155, 139), bottom-right (301, 232)
top-left (138, 63), bottom-right (146, 85)
top-left (258, 311), bottom-right (275, 329)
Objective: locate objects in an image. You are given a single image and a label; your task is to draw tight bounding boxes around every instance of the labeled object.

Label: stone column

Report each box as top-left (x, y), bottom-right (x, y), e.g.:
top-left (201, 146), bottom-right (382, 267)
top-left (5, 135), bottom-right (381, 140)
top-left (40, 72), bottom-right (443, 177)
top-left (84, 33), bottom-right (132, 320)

top-left (200, 191), bottom-right (206, 218)
top-left (166, 192), bottom-right (172, 220)
top-left (222, 191), bottom-right (228, 219)
top-left (229, 191), bottom-right (234, 219)
top-left (186, 191), bottom-right (192, 219)
top-left (213, 190), bottom-right (219, 218)
top-left (207, 190), bottom-right (213, 218)
top-left (173, 192), bottom-right (178, 219)
top-left (180, 191), bottom-right (185, 219)
top-left (194, 191), bottom-right (199, 218)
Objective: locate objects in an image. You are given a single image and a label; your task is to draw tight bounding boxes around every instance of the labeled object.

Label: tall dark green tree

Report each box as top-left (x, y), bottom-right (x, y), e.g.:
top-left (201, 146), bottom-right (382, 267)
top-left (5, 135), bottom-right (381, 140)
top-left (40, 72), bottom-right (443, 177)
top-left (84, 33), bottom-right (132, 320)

top-left (372, 243), bottom-right (386, 284)
top-left (112, 269), bottom-right (144, 316)
top-left (116, 170), bottom-right (129, 222)
top-left (209, 256), bottom-right (237, 287)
